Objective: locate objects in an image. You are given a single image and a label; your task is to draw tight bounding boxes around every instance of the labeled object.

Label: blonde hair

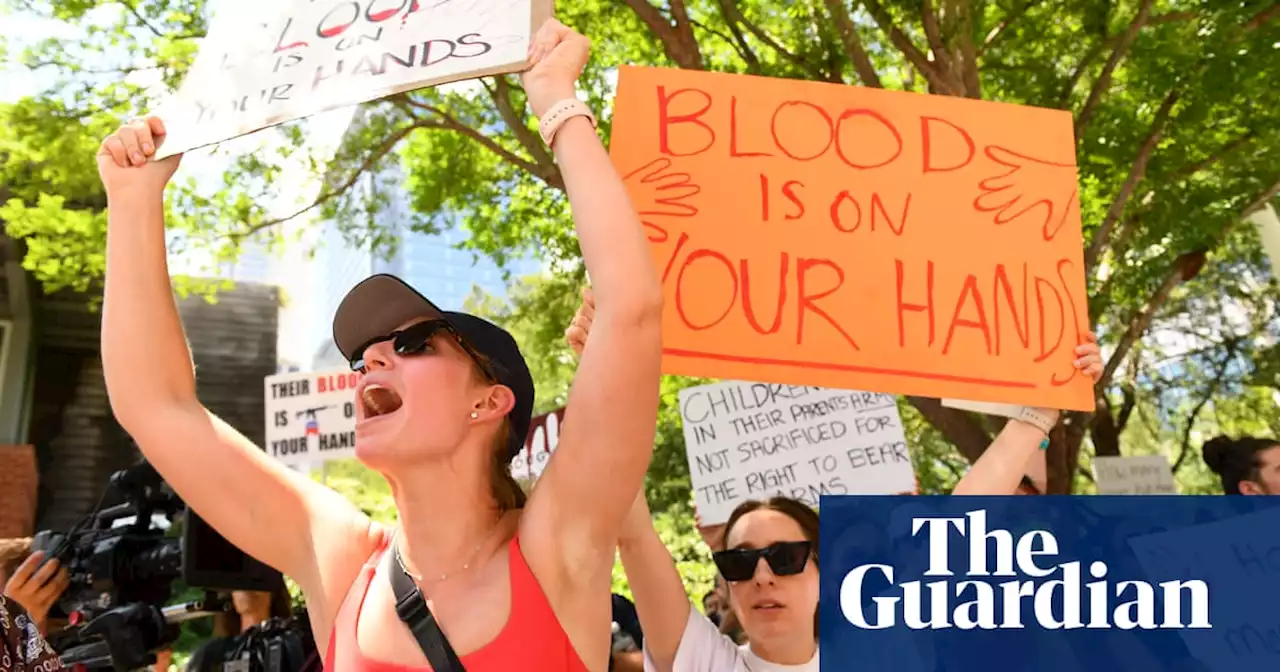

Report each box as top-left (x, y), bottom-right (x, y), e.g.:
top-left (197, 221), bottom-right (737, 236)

top-left (489, 421), bottom-right (527, 512)
top-left (468, 348), bottom-right (527, 512)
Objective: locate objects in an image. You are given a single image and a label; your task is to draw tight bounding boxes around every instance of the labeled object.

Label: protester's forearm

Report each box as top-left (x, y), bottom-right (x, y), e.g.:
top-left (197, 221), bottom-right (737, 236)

top-left (618, 523), bottom-right (695, 671)
top-left (952, 420), bottom-right (1048, 495)
top-left (552, 118), bottom-right (662, 320)
top-left (102, 192), bottom-right (197, 416)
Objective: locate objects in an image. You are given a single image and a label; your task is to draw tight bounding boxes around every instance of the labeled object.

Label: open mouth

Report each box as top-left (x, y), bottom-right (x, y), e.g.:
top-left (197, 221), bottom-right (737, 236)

top-left (361, 384), bottom-right (403, 419)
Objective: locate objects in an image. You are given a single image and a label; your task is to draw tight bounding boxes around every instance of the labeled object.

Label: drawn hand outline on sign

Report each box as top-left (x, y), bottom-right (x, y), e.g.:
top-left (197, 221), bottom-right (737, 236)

top-left (973, 146), bottom-right (1078, 241)
top-left (621, 158), bottom-right (701, 243)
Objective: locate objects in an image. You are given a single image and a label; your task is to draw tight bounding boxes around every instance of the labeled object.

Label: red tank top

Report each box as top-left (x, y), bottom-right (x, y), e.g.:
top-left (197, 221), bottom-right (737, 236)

top-left (324, 533), bottom-right (589, 671)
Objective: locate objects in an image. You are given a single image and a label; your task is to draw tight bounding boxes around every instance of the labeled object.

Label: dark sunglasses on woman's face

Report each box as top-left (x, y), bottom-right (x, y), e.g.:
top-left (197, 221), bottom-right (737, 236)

top-left (713, 541), bottom-right (812, 582)
top-left (350, 320), bottom-right (457, 373)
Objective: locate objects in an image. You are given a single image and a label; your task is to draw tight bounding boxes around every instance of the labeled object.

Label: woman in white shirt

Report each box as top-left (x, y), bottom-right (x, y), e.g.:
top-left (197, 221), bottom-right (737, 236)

top-left (629, 494), bottom-right (820, 672)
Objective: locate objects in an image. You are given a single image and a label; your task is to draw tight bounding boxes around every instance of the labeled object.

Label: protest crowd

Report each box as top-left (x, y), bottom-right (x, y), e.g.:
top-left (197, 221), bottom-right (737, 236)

top-left (0, 7), bottom-right (1277, 672)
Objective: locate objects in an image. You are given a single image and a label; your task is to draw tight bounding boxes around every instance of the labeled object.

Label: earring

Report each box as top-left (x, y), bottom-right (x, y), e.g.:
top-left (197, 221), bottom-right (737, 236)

top-left (470, 411), bottom-right (479, 419)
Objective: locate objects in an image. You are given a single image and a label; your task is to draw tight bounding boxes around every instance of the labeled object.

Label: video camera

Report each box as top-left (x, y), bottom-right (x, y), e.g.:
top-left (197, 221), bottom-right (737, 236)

top-left (31, 459), bottom-right (281, 670)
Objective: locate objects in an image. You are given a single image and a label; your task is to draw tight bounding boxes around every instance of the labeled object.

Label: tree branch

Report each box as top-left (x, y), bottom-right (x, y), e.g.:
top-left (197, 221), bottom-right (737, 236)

top-left (1100, 249), bottom-right (1206, 387)
top-left (1116, 384), bottom-right (1137, 432)
top-left (484, 77), bottom-right (558, 178)
top-left (1075, 0), bottom-right (1156, 136)
top-left (920, 0), bottom-right (953, 73)
top-left (621, 0), bottom-right (705, 70)
top-left (955, 0), bottom-right (982, 98)
top-left (719, 0), bottom-right (835, 81)
top-left (397, 95), bottom-right (562, 189)
top-left (979, 0), bottom-right (1043, 55)
top-left (1173, 341), bottom-right (1237, 471)
top-left (1242, 179), bottom-right (1280, 217)
top-left (119, 0), bottom-right (165, 39)
top-left (1169, 130), bottom-right (1257, 180)
top-left (1244, 4), bottom-right (1279, 30)
top-left (1084, 88), bottom-right (1179, 271)
top-left (906, 397), bottom-right (992, 463)
top-left (822, 0), bottom-right (882, 87)
top-left (230, 120), bottom-right (428, 241)
top-left (860, 0), bottom-right (955, 94)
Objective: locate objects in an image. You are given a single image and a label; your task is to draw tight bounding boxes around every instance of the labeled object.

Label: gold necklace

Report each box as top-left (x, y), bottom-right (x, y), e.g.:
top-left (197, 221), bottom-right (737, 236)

top-left (394, 514), bottom-right (503, 584)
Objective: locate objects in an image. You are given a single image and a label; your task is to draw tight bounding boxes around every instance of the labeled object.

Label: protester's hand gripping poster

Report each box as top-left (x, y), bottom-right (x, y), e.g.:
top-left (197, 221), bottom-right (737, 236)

top-left (609, 66), bottom-right (1093, 411)
top-left (679, 380), bottom-right (915, 524)
top-left (156, 0), bottom-right (555, 158)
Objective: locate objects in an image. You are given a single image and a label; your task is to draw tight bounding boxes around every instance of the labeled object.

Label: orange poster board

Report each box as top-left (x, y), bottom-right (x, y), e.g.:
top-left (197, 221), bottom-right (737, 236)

top-left (609, 66), bottom-right (1093, 411)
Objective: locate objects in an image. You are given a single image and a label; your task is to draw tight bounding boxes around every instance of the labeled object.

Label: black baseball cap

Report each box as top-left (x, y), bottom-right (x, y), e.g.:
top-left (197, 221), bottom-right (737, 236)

top-left (331, 274), bottom-right (535, 462)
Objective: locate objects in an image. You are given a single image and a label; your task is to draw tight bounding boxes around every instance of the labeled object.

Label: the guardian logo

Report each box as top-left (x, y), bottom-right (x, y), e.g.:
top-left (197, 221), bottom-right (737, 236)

top-left (840, 510), bottom-right (1212, 630)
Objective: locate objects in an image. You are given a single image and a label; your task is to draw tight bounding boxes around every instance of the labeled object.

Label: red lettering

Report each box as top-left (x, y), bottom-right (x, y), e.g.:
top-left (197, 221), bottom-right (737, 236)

top-left (317, 373), bottom-right (360, 393)
top-left (274, 17), bottom-right (308, 52)
top-left (782, 181), bottom-right (805, 220)
top-left (731, 97), bottom-right (772, 158)
top-left (657, 87), bottom-right (715, 156)
top-left (770, 102), bottom-right (834, 161)
top-left (834, 109), bottom-right (903, 170)
top-left (760, 175), bottom-right (806, 221)
top-left (942, 275), bottom-right (993, 356)
top-left (366, 0), bottom-right (409, 22)
top-left (920, 116), bottom-right (975, 173)
top-left (830, 190), bottom-right (861, 233)
top-left (993, 264), bottom-right (1030, 355)
top-left (797, 258), bottom-right (859, 351)
top-left (870, 193), bottom-right (910, 235)
top-left (676, 249), bottom-right (738, 330)
top-left (1033, 276), bottom-right (1065, 363)
top-left (895, 259), bottom-right (935, 347)
top-left (317, 2), bottom-right (360, 38)
top-left (741, 254), bottom-right (788, 335)
top-left (1051, 259), bottom-right (1086, 385)
top-left (660, 233), bottom-right (691, 282)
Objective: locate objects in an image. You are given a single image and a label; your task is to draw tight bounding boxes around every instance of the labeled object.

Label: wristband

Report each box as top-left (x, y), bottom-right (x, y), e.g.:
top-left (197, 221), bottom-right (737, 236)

top-left (1039, 438), bottom-right (1051, 451)
top-left (538, 98), bottom-right (597, 148)
top-left (1014, 406), bottom-right (1057, 435)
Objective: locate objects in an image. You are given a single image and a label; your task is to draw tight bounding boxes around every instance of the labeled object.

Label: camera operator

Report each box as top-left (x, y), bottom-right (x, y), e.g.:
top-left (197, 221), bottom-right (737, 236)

top-left (1, 594), bottom-right (63, 671)
top-left (187, 575), bottom-right (309, 672)
top-left (2, 542), bottom-right (70, 635)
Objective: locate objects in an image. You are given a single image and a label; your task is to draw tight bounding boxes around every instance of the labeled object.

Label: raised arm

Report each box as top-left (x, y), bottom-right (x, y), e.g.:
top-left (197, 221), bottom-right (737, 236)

top-left (519, 21), bottom-right (664, 580)
top-left (617, 494), bottom-right (708, 672)
top-left (96, 120), bottom-right (376, 620)
top-left (952, 333), bottom-right (1103, 495)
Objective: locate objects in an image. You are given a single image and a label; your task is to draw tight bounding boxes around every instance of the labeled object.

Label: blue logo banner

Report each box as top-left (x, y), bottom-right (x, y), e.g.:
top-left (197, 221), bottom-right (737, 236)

top-left (819, 496), bottom-right (1280, 672)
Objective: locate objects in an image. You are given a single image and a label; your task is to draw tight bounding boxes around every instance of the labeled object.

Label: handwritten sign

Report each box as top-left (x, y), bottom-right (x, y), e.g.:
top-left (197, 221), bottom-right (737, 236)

top-left (1129, 507), bottom-right (1280, 668)
top-left (609, 66), bottom-right (1092, 411)
top-left (1092, 455), bottom-right (1177, 495)
top-left (511, 407), bottom-right (565, 482)
top-left (264, 369), bottom-right (359, 467)
top-left (678, 381), bottom-right (915, 524)
top-left (156, 0), bottom-right (554, 158)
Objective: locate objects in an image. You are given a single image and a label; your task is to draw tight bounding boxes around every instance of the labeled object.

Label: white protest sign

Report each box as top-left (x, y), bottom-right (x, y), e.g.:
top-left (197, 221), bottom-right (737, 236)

top-left (1129, 508), bottom-right (1280, 668)
top-left (264, 369), bottom-right (360, 467)
top-left (156, 0), bottom-right (554, 158)
top-left (1092, 455), bottom-right (1177, 495)
top-left (678, 381), bottom-right (915, 524)
top-left (511, 407), bottom-right (565, 482)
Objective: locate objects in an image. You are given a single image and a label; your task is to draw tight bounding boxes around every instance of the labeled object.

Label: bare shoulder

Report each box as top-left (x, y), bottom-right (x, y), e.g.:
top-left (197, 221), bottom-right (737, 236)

top-left (299, 510), bottom-right (387, 645)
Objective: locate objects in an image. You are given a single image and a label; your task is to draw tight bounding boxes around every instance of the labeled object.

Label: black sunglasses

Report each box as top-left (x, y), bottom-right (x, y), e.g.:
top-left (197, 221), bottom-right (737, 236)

top-left (350, 320), bottom-right (495, 380)
top-left (713, 541), bottom-right (812, 582)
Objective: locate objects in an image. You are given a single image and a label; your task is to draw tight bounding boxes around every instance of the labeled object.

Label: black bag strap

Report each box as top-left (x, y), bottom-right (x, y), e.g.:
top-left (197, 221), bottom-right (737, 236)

top-left (384, 539), bottom-right (467, 672)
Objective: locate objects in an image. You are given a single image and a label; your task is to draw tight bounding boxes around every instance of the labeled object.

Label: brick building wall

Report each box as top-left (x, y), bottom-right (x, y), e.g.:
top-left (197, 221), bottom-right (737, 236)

top-left (0, 445), bottom-right (38, 538)
top-left (15, 282), bottom-right (279, 536)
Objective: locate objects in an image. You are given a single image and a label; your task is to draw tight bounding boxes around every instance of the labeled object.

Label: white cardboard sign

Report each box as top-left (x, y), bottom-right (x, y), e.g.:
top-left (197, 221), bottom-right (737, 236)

top-left (678, 381), bottom-right (915, 524)
top-left (263, 369), bottom-right (360, 467)
top-left (1092, 455), bottom-right (1177, 495)
top-left (1129, 509), bottom-right (1280, 668)
top-left (511, 408), bottom-right (565, 482)
top-left (156, 0), bottom-right (554, 158)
